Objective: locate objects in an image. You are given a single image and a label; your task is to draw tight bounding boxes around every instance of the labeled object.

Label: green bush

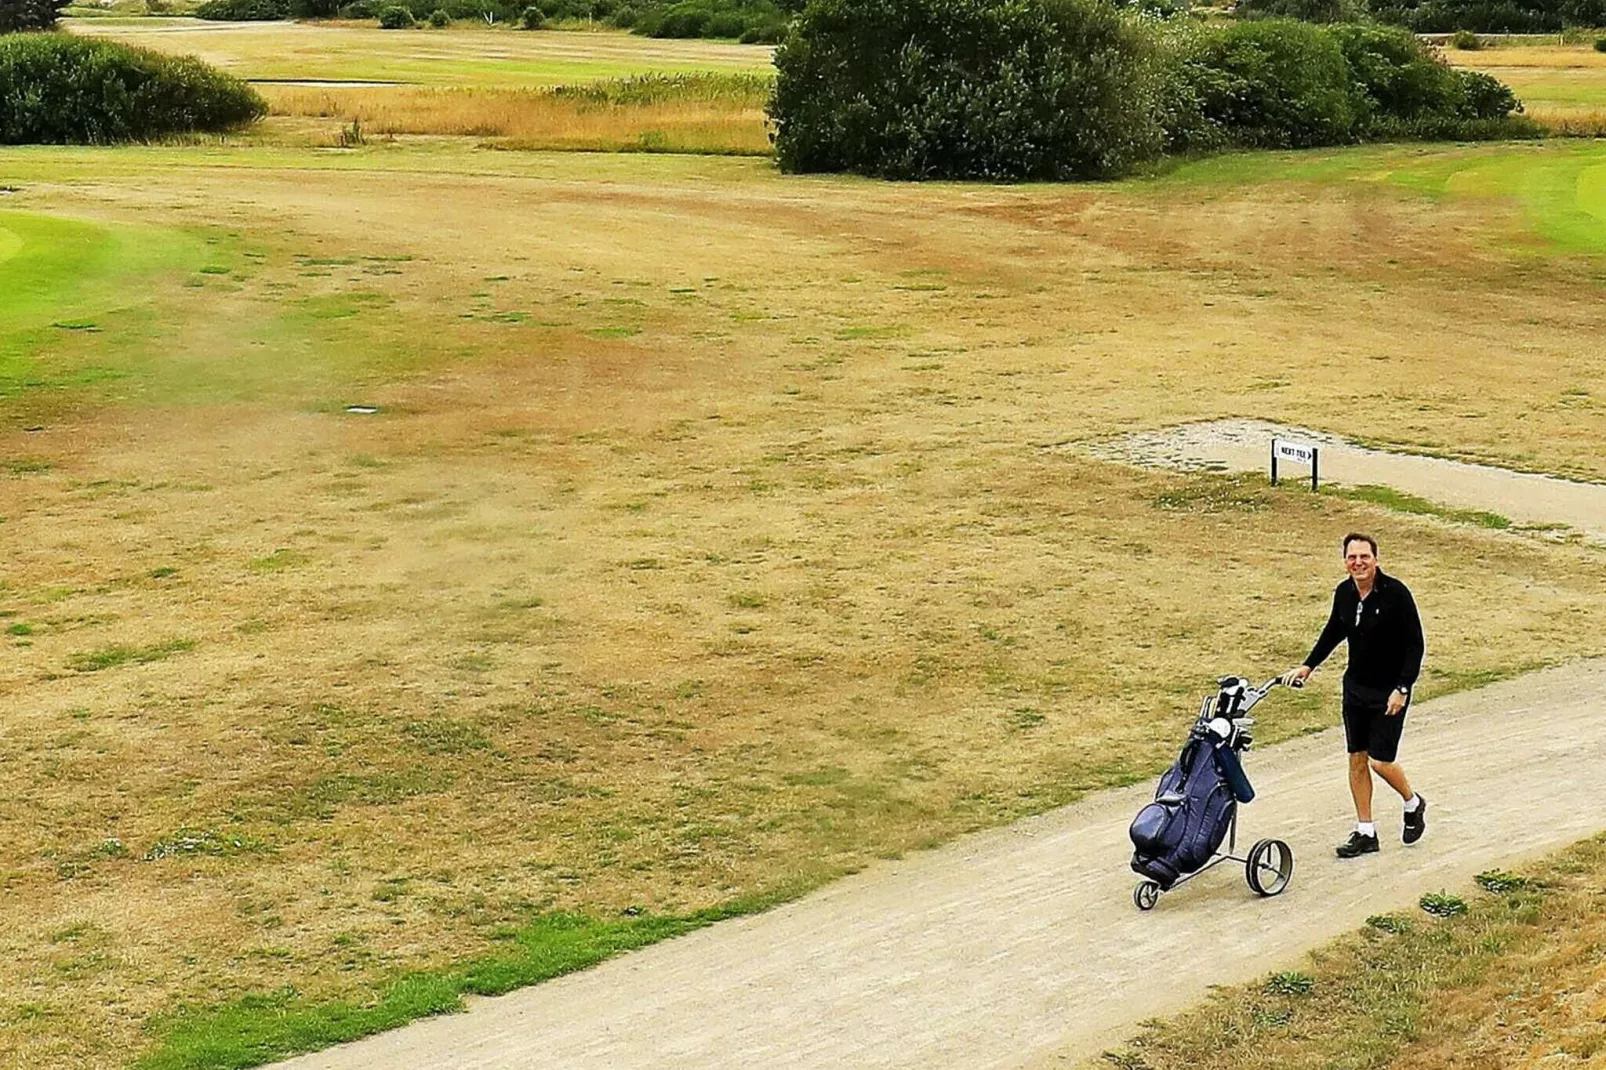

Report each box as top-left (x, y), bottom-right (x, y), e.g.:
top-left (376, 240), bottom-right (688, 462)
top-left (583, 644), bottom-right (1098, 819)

top-left (1167, 19), bottom-right (1525, 150)
top-left (194, 0), bottom-right (285, 17)
top-left (428, 5), bottom-right (451, 21)
top-left (377, 2), bottom-right (414, 23)
top-left (1233, 0), bottom-right (1365, 22)
top-left (771, 0), bottom-right (1167, 180)
top-left (1176, 19), bottom-right (1357, 149)
top-left (519, 1), bottom-right (542, 21)
top-left (0, 0), bottom-right (69, 32)
top-left (1596, 34), bottom-right (1606, 49)
top-left (1449, 27), bottom-right (1481, 45)
top-left (1330, 22), bottom-right (1522, 135)
top-left (1369, 0), bottom-right (1606, 33)
top-left (0, 34), bottom-right (265, 144)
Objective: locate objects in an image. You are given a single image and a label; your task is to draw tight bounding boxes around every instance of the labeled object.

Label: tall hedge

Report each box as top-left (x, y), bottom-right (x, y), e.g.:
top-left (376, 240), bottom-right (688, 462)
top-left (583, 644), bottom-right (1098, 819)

top-left (0, 34), bottom-right (267, 144)
top-left (771, 0), bottom-right (1165, 180)
top-left (1368, 0), bottom-right (1606, 32)
top-left (0, 0), bottom-right (68, 32)
top-left (771, 1), bottom-right (1530, 182)
top-left (1169, 20), bottom-right (1527, 150)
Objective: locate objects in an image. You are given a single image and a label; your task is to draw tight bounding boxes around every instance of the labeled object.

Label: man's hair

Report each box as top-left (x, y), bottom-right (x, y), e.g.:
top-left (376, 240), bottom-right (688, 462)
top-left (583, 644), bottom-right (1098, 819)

top-left (1342, 532), bottom-right (1378, 556)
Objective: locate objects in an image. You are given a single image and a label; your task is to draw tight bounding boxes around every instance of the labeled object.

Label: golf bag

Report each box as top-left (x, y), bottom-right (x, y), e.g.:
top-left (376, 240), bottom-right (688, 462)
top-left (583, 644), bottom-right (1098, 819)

top-left (1129, 678), bottom-right (1259, 890)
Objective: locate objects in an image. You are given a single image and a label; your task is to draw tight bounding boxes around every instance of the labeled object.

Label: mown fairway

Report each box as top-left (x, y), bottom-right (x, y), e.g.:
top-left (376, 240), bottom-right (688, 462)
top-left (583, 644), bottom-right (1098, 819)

top-left (66, 21), bottom-right (776, 152)
top-left (3, 30), bottom-right (1606, 1066)
top-left (66, 18), bottom-right (772, 85)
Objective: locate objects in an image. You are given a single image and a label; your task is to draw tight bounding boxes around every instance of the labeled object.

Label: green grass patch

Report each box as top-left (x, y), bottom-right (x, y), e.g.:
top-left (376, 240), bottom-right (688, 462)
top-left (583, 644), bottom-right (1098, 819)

top-left (66, 638), bottom-right (196, 673)
top-left (0, 209), bottom-right (209, 404)
top-left (136, 893), bottom-right (800, 1070)
top-left (1148, 140), bottom-right (1606, 256)
top-left (1323, 484), bottom-right (1511, 530)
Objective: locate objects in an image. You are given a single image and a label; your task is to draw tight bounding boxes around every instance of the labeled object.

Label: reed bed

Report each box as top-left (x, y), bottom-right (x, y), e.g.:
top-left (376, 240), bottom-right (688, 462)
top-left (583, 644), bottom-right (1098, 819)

top-left (258, 72), bottom-right (773, 153)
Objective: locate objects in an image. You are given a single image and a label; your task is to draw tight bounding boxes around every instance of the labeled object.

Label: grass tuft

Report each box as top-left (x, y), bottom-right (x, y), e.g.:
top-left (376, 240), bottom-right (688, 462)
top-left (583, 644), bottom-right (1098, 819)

top-left (66, 638), bottom-right (196, 673)
top-left (1418, 891), bottom-right (1469, 917)
top-left (1323, 484), bottom-right (1511, 530)
top-left (137, 894), bottom-right (797, 1070)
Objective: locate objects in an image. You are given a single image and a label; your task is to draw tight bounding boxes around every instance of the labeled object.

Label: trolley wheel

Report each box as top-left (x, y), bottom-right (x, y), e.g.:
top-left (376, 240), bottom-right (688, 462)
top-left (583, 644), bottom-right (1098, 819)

top-left (1133, 880), bottom-right (1161, 911)
top-left (1245, 838), bottom-right (1294, 897)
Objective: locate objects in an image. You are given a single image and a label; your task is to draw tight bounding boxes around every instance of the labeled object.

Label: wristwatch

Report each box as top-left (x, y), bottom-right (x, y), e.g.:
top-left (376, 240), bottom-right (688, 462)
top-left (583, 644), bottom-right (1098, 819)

top-left (1392, 686), bottom-right (1410, 698)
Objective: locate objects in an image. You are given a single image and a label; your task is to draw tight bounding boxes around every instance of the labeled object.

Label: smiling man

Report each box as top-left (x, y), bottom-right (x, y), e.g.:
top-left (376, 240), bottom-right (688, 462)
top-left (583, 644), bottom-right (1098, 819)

top-left (1283, 533), bottom-right (1427, 858)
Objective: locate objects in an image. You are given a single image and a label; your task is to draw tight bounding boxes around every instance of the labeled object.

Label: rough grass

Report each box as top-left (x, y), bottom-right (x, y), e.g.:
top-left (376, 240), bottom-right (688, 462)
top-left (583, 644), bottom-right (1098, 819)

top-left (258, 73), bottom-right (772, 153)
top-left (1, 140), bottom-right (1604, 1067)
top-left (1088, 832), bottom-right (1606, 1070)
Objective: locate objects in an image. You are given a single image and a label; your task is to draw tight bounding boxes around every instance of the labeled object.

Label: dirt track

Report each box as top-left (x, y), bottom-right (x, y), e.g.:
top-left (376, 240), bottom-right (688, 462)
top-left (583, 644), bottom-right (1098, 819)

top-left (1085, 419), bottom-right (1606, 545)
top-left (275, 660), bottom-right (1606, 1070)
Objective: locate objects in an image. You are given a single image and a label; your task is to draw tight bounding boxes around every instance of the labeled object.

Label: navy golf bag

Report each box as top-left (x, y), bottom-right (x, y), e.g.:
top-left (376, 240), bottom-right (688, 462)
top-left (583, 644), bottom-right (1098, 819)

top-left (1129, 678), bottom-right (1259, 890)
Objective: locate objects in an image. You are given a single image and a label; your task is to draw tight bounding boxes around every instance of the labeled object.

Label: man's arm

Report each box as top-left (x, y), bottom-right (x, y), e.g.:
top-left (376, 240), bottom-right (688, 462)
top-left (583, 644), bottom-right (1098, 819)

top-left (1395, 586), bottom-right (1424, 692)
top-left (1303, 587), bottom-right (1347, 670)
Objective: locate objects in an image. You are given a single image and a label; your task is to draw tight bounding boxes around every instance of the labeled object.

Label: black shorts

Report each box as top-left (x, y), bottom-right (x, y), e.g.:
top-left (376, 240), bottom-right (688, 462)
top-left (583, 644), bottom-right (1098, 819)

top-left (1343, 683), bottom-right (1409, 763)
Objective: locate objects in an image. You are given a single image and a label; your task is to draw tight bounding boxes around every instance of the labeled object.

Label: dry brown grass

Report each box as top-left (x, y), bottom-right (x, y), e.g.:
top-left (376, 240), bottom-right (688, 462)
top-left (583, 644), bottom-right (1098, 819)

top-left (1084, 833), bottom-right (1606, 1070)
top-left (257, 83), bottom-right (771, 153)
top-left (1, 144), bottom-right (1604, 1066)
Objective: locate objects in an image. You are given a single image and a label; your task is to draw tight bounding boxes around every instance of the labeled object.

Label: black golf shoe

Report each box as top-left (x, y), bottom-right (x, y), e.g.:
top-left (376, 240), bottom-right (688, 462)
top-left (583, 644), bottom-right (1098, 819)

top-left (1336, 831), bottom-right (1379, 858)
top-left (1403, 797), bottom-right (1428, 845)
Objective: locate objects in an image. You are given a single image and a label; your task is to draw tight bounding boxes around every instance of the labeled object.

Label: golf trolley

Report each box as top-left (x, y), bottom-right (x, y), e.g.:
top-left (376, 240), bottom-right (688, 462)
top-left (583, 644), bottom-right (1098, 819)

top-left (1129, 676), bottom-right (1297, 911)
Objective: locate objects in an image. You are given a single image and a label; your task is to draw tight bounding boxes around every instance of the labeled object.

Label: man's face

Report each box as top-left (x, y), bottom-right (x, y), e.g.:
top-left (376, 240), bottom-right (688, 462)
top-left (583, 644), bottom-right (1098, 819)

top-left (1344, 541), bottom-right (1378, 584)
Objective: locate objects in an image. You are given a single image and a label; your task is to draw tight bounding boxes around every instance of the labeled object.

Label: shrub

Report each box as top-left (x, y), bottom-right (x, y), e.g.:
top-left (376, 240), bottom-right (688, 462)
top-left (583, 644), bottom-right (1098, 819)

top-left (1596, 34), bottom-right (1606, 50)
top-left (738, 18), bottom-right (784, 39)
top-left (537, 0), bottom-right (592, 15)
top-left (194, 0), bottom-right (285, 17)
top-left (1233, 0), bottom-right (1365, 22)
top-left (0, 0), bottom-right (69, 31)
top-left (771, 0), bottom-right (1167, 180)
top-left (428, 5), bottom-right (451, 21)
top-left (1449, 27), bottom-right (1481, 46)
top-left (1370, 0), bottom-right (1606, 33)
top-left (0, 33), bottom-right (266, 144)
top-left (519, 1), bottom-right (542, 21)
top-left (377, 2), bottom-right (414, 23)
top-left (1175, 19), bottom-right (1358, 149)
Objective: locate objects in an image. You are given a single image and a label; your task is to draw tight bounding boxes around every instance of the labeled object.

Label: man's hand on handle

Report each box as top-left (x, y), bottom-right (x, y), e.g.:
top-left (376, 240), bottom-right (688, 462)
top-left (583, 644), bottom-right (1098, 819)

top-left (1280, 665), bottom-right (1312, 688)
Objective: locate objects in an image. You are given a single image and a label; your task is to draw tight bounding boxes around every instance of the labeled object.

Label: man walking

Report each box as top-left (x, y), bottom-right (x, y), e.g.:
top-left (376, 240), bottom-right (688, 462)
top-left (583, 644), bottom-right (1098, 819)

top-left (1283, 533), bottom-right (1427, 858)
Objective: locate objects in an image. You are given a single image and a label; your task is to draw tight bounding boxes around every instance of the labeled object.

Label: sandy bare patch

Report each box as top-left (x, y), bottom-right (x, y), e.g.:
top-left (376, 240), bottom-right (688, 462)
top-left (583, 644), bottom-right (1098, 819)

top-left (1082, 419), bottom-right (1606, 544)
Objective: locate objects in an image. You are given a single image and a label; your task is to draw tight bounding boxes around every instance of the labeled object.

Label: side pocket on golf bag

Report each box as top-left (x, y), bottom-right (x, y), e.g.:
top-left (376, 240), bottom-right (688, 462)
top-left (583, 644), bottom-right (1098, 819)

top-left (1129, 797), bottom-right (1186, 888)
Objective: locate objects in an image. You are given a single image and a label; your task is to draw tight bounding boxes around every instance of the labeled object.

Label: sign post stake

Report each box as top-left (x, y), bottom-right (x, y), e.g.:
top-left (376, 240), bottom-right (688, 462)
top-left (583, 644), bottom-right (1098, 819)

top-left (1270, 441), bottom-right (1279, 486)
top-left (1311, 447), bottom-right (1319, 492)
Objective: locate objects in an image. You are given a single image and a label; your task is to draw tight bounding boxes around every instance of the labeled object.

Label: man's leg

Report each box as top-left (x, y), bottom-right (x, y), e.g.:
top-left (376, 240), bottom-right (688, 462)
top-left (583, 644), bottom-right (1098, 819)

top-left (1349, 751), bottom-right (1374, 822)
top-left (1369, 758), bottom-right (1413, 803)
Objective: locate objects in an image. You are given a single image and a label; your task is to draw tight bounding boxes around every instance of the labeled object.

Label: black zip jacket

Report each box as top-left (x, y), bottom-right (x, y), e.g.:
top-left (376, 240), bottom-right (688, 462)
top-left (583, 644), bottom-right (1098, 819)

top-left (1303, 569), bottom-right (1424, 696)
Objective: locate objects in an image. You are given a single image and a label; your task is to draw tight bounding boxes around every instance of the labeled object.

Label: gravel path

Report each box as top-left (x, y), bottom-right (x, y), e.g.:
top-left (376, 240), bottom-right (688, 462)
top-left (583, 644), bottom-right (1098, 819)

top-left (1083, 419), bottom-right (1606, 544)
top-left (275, 661), bottom-right (1606, 1070)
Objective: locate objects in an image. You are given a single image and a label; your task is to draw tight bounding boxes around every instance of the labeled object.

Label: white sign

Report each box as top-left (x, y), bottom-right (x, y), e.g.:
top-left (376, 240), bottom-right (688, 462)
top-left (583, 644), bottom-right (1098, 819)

top-left (1273, 438), bottom-right (1316, 466)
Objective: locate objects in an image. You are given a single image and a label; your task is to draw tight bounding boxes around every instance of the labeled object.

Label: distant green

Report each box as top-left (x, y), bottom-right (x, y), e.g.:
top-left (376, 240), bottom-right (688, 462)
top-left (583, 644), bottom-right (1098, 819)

top-left (1151, 140), bottom-right (1606, 255)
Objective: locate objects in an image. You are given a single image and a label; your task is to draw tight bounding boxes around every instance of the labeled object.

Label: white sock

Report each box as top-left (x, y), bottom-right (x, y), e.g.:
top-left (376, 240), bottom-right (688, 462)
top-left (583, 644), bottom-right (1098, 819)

top-left (1357, 822), bottom-right (1376, 837)
top-left (1405, 795), bottom-right (1422, 813)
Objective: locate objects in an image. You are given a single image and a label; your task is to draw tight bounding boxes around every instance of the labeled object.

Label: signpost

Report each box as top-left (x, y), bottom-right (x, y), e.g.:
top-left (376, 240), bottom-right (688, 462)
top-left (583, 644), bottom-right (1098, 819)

top-left (1271, 438), bottom-right (1320, 491)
